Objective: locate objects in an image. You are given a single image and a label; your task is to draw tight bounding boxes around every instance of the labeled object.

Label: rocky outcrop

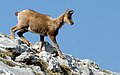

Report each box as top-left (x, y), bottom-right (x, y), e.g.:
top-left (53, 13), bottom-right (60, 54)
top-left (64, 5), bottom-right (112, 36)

top-left (0, 33), bottom-right (119, 75)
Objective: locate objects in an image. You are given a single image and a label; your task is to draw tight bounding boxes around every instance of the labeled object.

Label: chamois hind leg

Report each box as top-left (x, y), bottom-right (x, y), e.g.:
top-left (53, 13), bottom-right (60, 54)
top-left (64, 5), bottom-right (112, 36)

top-left (39, 35), bottom-right (44, 52)
top-left (11, 25), bottom-right (20, 39)
top-left (49, 35), bottom-right (65, 59)
top-left (17, 29), bottom-right (31, 46)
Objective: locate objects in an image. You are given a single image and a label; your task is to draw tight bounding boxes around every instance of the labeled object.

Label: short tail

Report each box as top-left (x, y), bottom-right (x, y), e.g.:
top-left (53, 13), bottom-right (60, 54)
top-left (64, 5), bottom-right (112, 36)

top-left (15, 12), bottom-right (19, 16)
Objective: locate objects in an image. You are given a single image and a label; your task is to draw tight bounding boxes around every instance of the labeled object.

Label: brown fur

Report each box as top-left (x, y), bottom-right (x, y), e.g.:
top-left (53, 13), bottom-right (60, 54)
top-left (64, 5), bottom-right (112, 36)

top-left (11, 9), bottom-right (74, 58)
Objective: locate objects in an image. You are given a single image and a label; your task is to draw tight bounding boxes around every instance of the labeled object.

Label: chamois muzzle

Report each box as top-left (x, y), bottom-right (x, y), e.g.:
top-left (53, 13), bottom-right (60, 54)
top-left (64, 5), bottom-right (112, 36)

top-left (71, 22), bottom-right (74, 25)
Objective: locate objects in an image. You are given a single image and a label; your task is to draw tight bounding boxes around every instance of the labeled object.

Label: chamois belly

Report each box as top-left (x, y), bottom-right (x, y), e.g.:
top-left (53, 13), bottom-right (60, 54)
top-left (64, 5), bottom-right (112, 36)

top-left (28, 24), bottom-right (48, 36)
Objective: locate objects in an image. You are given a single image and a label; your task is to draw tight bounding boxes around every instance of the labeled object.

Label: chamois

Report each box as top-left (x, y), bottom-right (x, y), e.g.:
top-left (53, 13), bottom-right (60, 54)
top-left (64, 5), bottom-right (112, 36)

top-left (11, 9), bottom-right (74, 58)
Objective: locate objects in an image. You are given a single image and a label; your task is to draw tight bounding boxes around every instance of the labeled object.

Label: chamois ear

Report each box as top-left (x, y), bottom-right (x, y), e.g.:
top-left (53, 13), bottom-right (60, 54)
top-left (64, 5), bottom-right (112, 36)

top-left (66, 8), bottom-right (69, 12)
top-left (69, 10), bottom-right (74, 15)
top-left (65, 8), bottom-right (69, 14)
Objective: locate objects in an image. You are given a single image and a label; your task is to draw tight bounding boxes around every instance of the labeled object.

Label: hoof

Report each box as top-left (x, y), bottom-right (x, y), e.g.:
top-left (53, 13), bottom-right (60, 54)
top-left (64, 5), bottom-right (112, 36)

top-left (26, 42), bottom-right (32, 47)
top-left (39, 47), bottom-right (43, 52)
top-left (38, 50), bottom-right (42, 53)
top-left (59, 55), bottom-right (66, 59)
top-left (11, 35), bottom-right (15, 39)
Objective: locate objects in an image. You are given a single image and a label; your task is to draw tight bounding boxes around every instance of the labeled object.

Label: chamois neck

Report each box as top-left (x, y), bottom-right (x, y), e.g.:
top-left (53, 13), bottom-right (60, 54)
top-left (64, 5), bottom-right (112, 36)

top-left (54, 14), bottom-right (65, 28)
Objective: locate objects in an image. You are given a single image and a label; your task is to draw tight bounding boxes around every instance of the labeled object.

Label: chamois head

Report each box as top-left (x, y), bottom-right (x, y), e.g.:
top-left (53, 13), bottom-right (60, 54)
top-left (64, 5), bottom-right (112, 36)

top-left (64, 8), bottom-right (74, 25)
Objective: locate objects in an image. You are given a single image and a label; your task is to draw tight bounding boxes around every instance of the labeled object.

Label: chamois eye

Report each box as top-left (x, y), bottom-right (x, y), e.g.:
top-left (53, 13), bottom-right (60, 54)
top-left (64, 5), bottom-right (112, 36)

top-left (68, 16), bottom-right (71, 19)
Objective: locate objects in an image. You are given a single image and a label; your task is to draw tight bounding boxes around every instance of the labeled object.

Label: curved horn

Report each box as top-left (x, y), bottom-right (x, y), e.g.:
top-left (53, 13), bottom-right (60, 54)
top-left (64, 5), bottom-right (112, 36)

top-left (66, 8), bottom-right (69, 12)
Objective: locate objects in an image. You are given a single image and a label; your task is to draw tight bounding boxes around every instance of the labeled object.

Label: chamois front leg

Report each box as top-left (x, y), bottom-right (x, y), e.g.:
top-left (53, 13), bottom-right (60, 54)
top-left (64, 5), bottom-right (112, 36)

top-left (17, 29), bottom-right (31, 46)
top-left (39, 35), bottom-right (44, 52)
top-left (49, 35), bottom-right (65, 59)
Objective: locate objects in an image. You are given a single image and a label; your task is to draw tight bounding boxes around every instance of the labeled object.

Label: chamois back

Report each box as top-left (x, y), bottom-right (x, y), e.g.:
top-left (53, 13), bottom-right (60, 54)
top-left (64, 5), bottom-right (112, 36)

top-left (18, 9), bottom-right (52, 36)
